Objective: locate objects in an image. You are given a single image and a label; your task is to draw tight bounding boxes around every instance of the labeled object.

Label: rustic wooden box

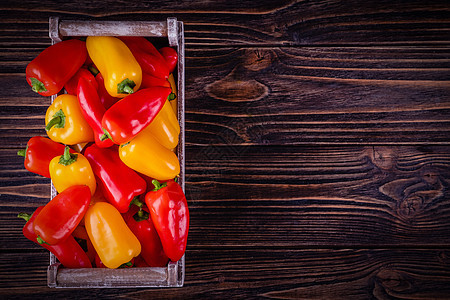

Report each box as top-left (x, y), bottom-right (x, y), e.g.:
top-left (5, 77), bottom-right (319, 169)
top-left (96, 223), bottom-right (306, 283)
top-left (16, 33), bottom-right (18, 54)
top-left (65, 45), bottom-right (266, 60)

top-left (46, 17), bottom-right (185, 288)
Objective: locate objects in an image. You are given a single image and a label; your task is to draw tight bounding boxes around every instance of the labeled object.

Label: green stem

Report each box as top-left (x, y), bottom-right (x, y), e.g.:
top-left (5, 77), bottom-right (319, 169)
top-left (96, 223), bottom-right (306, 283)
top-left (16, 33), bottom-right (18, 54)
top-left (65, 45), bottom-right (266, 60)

top-left (168, 92), bottom-right (176, 101)
top-left (45, 109), bottom-right (65, 131)
top-left (130, 196), bottom-right (144, 208)
top-left (119, 261), bottom-right (133, 268)
top-left (152, 179), bottom-right (167, 191)
top-left (123, 85), bottom-right (134, 94)
top-left (100, 128), bottom-right (113, 142)
top-left (36, 236), bottom-right (49, 245)
top-left (45, 116), bottom-right (61, 131)
top-left (88, 65), bottom-right (99, 76)
top-left (133, 209), bottom-right (149, 222)
top-left (58, 146), bottom-right (77, 166)
top-left (17, 212), bottom-right (32, 222)
top-left (117, 78), bottom-right (136, 95)
top-left (17, 148), bottom-right (26, 157)
top-left (30, 77), bottom-right (47, 93)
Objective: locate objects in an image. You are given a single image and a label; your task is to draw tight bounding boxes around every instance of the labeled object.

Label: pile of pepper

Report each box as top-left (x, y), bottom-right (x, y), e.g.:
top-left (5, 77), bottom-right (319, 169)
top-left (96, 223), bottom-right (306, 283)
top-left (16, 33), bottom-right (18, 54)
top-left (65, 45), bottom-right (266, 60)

top-left (18, 36), bottom-right (189, 269)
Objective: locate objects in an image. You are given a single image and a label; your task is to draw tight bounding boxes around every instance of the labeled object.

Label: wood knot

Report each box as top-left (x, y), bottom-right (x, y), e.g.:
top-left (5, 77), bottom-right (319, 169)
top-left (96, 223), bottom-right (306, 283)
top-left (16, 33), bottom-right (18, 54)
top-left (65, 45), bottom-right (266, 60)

top-left (206, 68), bottom-right (269, 102)
top-left (379, 170), bottom-right (444, 221)
top-left (373, 268), bottom-right (413, 297)
top-left (398, 195), bottom-right (423, 218)
top-left (243, 49), bottom-right (275, 71)
top-left (371, 146), bottom-right (397, 170)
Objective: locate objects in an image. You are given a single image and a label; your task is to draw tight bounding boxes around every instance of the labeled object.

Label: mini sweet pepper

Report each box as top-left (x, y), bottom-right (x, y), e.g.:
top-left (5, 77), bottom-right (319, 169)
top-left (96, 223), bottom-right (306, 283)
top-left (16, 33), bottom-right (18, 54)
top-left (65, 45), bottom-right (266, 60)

top-left (49, 146), bottom-right (96, 195)
top-left (86, 36), bottom-right (142, 98)
top-left (85, 202), bottom-right (141, 269)
top-left (45, 94), bottom-right (94, 145)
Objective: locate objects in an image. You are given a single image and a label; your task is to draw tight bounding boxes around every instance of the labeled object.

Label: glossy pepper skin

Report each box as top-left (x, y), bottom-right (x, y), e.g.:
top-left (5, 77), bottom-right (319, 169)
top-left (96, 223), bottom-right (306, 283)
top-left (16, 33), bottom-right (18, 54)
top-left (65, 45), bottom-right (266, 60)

top-left (65, 67), bottom-right (98, 95)
top-left (84, 144), bottom-right (147, 213)
top-left (145, 180), bottom-right (189, 262)
top-left (167, 73), bottom-right (178, 115)
top-left (101, 87), bottom-right (171, 145)
top-left (95, 73), bottom-right (119, 110)
top-left (123, 202), bottom-right (169, 267)
top-left (142, 99), bottom-right (180, 150)
top-left (18, 206), bottom-right (92, 268)
top-left (86, 36), bottom-right (142, 98)
top-left (77, 76), bottom-right (114, 148)
top-left (33, 185), bottom-right (91, 245)
top-left (17, 136), bottom-right (69, 178)
top-left (45, 94), bottom-right (94, 145)
top-left (85, 202), bottom-right (141, 269)
top-left (119, 37), bottom-right (169, 80)
top-left (140, 72), bottom-right (171, 89)
top-left (159, 47), bottom-right (178, 73)
top-left (119, 127), bottom-right (180, 181)
top-left (26, 39), bottom-right (87, 96)
top-left (49, 146), bottom-right (96, 195)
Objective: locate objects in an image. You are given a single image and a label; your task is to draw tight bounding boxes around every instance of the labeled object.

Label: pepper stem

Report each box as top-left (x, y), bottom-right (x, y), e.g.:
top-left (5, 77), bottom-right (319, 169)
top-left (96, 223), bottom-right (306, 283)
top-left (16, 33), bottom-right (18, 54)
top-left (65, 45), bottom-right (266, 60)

top-left (168, 92), bottom-right (176, 101)
top-left (88, 66), bottom-right (99, 76)
top-left (130, 196), bottom-right (144, 208)
top-left (117, 78), bottom-right (136, 95)
top-left (17, 212), bottom-right (32, 222)
top-left (152, 179), bottom-right (167, 191)
top-left (30, 77), bottom-right (47, 93)
top-left (45, 109), bottom-right (66, 131)
top-left (17, 148), bottom-right (26, 157)
top-left (123, 85), bottom-right (134, 94)
top-left (36, 236), bottom-right (49, 245)
top-left (133, 209), bottom-right (150, 222)
top-left (100, 128), bottom-right (114, 142)
top-left (58, 146), bottom-right (78, 166)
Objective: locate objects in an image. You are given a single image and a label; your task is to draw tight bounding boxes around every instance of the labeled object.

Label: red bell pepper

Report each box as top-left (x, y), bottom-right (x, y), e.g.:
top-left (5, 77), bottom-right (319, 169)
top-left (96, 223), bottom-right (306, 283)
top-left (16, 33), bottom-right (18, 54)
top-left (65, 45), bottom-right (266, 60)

top-left (140, 72), bottom-right (171, 89)
top-left (72, 225), bottom-right (96, 264)
top-left (18, 206), bottom-right (92, 268)
top-left (26, 39), bottom-right (87, 96)
top-left (145, 179), bottom-right (189, 262)
top-left (84, 144), bottom-right (147, 213)
top-left (77, 76), bottom-right (114, 148)
top-left (158, 47), bottom-right (178, 73)
top-left (134, 255), bottom-right (150, 267)
top-left (123, 201), bottom-right (169, 267)
top-left (119, 37), bottom-right (170, 80)
top-left (17, 136), bottom-right (73, 178)
top-left (101, 87), bottom-right (171, 145)
top-left (33, 185), bottom-right (91, 245)
top-left (65, 67), bottom-right (98, 95)
top-left (95, 72), bottom-right (119, 110)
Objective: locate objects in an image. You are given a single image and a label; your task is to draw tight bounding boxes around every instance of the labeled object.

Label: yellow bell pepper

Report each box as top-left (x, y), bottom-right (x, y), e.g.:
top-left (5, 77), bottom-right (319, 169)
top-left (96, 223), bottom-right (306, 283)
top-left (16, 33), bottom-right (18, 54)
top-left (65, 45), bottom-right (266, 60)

top-left (45, 94), bottom-right (94, 145)
top-left (49, 146), bottom-right (96, 195)
top-left (119, 130), bottom-right (180, 181)
top-left (85, 202), bottom-right (141, 269)
top-left (86, 36), bottom-right (142, 98)
top-left (145, 100), bottom-right (180, 150)
top-left (168, 73), bottom-right (177, 115)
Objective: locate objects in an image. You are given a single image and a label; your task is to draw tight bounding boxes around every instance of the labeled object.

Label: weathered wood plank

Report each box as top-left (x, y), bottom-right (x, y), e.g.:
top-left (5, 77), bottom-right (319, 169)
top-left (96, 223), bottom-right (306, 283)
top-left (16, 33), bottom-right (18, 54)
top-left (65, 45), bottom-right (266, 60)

top-left (3, 145), bottom-right (449, 249)
top-left (1, 46), bottom-right (449, 147)
top-left (0, 0), bottom-right (449, 46)
top-left (1, 249), bottom-right (449, 299)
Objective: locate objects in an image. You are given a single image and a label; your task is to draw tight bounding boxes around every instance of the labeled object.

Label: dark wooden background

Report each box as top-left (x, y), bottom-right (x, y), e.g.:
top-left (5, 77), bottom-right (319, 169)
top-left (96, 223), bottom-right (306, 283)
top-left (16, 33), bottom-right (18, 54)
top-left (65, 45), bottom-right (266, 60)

top-left (1, 1), bottom-right (450, 298)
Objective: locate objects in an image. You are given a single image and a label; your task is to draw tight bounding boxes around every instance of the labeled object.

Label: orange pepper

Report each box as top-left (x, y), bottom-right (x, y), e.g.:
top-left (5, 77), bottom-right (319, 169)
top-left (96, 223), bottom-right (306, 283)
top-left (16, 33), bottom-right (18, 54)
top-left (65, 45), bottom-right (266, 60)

top-left (144, 100), bottom-right (180, 150)
top-left (85, 202), bottom-right (141, 269)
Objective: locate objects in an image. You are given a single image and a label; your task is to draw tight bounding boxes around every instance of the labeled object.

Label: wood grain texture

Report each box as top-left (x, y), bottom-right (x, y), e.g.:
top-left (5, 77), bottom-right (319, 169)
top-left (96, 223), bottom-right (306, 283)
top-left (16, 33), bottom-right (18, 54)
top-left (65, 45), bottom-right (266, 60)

top-left (1, 0), bottom-right (450, 297)
top-left (0, 0), bottom-right (449, 46)
top-left (1, 47), bottom-right (449, 146)
top-left (2, 145), bottom-right (449, 250)
top-left (0, 250), bottom-right (449, 299)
